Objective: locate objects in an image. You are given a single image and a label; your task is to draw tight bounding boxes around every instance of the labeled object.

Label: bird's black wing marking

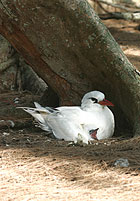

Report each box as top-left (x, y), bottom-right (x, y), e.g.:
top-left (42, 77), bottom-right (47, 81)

top-left (45, 107), bottom-right (59, 113)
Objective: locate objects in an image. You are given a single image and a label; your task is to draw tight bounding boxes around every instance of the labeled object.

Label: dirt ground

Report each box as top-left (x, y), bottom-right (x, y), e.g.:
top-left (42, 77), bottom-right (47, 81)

top-left (1, 19), bottom-right (140, 201)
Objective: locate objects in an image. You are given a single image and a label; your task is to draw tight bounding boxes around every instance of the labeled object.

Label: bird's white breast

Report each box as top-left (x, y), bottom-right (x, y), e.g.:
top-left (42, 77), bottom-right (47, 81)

top-left (82, 105), bottom-right (114, 140)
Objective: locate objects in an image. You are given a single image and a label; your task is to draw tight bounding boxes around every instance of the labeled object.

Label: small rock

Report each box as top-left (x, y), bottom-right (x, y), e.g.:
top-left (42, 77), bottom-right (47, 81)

top-left (7, 120), bottom-right (15, 127)
top-left (3, 132), bottom-right (10, 136)
top-left (0, 120), bottom-right (15, 128)
top-left (114, 158), bottom-right (129, 167)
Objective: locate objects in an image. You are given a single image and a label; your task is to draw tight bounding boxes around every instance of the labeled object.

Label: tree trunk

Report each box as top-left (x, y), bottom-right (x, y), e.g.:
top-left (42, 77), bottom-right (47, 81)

top-left (0, 0), bottom-right (140, 134)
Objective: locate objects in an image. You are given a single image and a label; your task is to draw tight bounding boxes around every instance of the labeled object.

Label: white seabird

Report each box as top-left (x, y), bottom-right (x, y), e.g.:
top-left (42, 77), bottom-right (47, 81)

top-left (19, 91), bottom-right (115, 144)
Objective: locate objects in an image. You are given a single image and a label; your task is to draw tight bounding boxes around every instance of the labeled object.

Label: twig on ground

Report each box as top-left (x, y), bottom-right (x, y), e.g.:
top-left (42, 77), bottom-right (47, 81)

top-left (92, 0), bottom-right (140, 12)
top-left (99, 12), bottom-right (140, 21)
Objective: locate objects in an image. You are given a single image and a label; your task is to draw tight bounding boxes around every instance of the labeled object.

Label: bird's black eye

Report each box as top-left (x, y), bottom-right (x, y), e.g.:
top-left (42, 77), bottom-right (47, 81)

top-left (90, 97), bottom-right (98, 103)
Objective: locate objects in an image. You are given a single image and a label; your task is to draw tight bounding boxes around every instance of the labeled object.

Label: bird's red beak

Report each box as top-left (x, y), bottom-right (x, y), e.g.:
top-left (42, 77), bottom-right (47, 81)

top-left (98, 99), bottom-right (114, 106)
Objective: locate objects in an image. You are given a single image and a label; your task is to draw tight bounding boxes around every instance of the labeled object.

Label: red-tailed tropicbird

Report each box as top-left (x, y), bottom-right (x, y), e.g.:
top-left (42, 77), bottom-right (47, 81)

top-left (19, 91), bottom-right (115, 144)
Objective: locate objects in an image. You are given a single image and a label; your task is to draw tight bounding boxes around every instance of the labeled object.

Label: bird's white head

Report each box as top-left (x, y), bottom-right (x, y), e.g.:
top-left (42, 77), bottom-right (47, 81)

top-left (81, 91), bottom-right (114, 109)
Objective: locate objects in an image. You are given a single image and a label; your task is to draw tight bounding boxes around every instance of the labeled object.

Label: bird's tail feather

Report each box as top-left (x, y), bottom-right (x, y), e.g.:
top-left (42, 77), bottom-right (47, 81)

top-left (17, 104), bottom-right (52, 132)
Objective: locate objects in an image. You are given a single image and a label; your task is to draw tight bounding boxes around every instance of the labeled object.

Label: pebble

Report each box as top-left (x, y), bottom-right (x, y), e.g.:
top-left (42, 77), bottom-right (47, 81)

top-left (114, 158), bottom-right (129, 167)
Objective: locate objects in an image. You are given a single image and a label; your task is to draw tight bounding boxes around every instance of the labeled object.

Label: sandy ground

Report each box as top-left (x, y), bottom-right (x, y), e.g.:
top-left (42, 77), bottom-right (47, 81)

top-left (0, 19), bottom-right (140, 201)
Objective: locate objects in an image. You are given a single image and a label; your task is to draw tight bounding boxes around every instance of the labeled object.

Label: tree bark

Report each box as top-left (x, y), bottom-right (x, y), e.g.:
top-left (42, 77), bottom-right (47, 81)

top-left (0, 0), bottom-right (140, 134)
